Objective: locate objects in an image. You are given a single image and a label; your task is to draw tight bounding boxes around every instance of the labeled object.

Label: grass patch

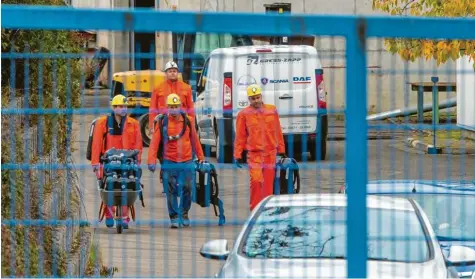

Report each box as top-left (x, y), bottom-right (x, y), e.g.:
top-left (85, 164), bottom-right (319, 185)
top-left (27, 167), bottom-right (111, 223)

top-left (412, 130), bottom-right (475, 149)
top-left (84, 243), bottom-right (119, 277)
top-left (391, 110), bottom-right (457, 124)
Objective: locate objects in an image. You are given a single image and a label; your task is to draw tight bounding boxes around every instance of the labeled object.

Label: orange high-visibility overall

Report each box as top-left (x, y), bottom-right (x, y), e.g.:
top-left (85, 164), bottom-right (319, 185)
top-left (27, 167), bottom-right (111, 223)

top-left (234, 104), bottom-right (285, 211)
top-left (149, 79), bottom-right (195, 130)
top-left (91, 115), bottom-right (143, 221)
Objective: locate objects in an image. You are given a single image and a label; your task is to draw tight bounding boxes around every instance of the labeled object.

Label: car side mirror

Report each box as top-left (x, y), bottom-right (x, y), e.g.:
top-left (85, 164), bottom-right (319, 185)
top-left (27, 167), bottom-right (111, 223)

top-left (200, 239), bottom-right (229, 261)
top-left (445, 245), bottom-right (475, 266)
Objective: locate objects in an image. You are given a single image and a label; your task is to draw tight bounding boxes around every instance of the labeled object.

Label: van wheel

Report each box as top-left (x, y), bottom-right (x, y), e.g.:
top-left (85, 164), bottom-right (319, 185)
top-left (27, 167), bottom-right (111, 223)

top-left (216, 134), bottom-right (233, 163)
top-left (139, 114), bottom-right (151, 147)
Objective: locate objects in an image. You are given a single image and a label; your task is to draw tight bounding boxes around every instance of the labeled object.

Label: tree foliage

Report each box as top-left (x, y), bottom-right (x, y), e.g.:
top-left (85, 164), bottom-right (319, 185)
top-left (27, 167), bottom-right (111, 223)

top-left (372, 0), bottom-right (475, 66)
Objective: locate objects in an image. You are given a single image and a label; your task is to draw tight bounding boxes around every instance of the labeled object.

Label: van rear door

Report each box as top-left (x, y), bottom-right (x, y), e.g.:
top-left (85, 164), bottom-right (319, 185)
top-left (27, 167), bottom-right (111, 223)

top-left (233, 51), bottom-right (276, 119)
top-left (271, 48), bottom-right (319, 134)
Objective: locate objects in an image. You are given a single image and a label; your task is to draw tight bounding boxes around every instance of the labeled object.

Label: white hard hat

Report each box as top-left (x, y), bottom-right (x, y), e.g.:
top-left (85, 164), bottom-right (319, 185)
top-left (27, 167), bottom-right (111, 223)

top-left (164, 61), bottom-right (178, 71)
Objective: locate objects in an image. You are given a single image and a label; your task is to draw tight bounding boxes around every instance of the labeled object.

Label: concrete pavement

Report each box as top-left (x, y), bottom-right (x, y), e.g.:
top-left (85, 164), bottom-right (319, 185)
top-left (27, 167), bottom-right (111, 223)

top-left (72, 93), bottom-right (474, 277)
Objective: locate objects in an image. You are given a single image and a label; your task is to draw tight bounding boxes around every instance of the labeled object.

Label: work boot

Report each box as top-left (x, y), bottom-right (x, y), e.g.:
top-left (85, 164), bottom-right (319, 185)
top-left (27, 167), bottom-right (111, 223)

top-left (170, 215), bottom-right (179, 229)
top-left (105, 218), bottom-right (114, 228)
top-left (182, 212), bottom-right (190, 227)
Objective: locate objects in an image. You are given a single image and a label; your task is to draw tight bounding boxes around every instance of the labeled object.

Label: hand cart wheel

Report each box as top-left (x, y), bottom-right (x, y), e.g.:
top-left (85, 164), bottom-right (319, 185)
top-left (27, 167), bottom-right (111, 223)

top-left (116, 206), bottom-right (123, 234)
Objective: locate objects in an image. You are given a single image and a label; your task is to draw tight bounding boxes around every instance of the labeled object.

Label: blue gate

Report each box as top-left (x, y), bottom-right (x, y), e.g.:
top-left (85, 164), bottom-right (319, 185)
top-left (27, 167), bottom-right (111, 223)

top-left (2, 4), bottom-right (475, 278)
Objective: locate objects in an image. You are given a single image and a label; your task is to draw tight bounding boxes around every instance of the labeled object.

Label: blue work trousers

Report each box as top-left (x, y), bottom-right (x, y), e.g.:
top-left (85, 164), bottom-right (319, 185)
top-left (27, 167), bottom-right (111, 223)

top-left (161, 159), bottom-right (195, 218)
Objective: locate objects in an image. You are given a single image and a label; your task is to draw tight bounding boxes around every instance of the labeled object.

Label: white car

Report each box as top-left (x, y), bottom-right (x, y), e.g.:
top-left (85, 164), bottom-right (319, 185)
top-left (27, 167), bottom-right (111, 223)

top-left (194, 45), bottom-right (328, 163)
top-left (200, 193), bottom-right (457, 278)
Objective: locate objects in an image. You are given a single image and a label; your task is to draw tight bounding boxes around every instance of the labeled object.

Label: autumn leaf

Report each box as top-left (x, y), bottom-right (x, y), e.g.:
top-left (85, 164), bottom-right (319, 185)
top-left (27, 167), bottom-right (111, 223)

top-left (372, 0), bottom-right (475, 66)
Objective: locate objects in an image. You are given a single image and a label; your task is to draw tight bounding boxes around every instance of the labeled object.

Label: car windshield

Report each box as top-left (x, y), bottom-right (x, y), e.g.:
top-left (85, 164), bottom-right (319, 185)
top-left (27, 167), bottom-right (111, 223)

top-left (240, 206), bottom-right (430, 262)
top-left (395, 194), bottom-right (475, 241)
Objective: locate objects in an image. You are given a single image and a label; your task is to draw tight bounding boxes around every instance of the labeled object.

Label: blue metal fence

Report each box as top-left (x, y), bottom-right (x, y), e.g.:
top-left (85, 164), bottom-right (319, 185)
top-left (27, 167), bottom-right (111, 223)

top-left (2, 4), bottom-right (475, 278)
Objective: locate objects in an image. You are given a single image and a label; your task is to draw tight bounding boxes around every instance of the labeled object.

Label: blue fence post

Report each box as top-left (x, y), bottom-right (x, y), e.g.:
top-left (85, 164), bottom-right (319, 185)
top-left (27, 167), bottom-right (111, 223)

top-left (428, 76), bottom-right (442, 154)
top-left (345, 18), bottom-right (368, 278)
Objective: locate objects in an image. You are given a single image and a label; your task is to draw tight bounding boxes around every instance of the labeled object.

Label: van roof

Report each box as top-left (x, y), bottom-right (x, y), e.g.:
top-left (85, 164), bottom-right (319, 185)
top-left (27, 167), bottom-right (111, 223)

top-left (209, 44), bottom-right (318, 56)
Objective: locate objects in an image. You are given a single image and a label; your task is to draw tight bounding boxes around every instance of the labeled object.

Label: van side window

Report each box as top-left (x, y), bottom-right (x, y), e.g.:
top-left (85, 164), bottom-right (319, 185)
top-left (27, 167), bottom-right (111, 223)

top-left (197, 58), bottom-right (210, 96)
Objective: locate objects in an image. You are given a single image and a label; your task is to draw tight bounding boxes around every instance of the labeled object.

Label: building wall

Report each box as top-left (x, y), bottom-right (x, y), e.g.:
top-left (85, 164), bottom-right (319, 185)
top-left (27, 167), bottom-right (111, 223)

top-left (154, 0), bottom-right (456, 113)
top-left (81, 0), bottom-right (456, 113)
top-left (457, 56), bottom-right (475, 133)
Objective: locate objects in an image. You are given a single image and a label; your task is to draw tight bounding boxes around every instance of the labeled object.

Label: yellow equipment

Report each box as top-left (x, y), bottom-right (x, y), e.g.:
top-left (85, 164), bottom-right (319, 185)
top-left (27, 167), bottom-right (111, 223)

top-left (111, 69), bottom-right (183, 108)
top-left (247, 84), bottom-right (262, 97)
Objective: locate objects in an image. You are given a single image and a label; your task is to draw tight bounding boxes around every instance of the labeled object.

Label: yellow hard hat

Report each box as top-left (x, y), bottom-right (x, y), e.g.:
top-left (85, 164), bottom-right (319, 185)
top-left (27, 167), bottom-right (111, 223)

top-left (247, 84), bottom-right (262, 97)
top-left (111, 94), bottom-right (128, 106)
top-left (166, 93), bottom-right (181, 105)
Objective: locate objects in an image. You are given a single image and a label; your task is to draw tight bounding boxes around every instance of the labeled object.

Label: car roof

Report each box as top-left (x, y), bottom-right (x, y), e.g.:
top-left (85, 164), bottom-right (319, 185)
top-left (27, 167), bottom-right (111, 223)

top-left (209, 44), bottom-right (318, 56)
top-left (264, 193), bottom-right (415, 211)
top-left (365, 179), bottom-right (475, 195)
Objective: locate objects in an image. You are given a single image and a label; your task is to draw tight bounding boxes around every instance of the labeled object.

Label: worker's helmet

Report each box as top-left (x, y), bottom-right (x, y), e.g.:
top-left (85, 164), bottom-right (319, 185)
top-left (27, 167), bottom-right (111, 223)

top-left (111, 94), bottom-right (128, 106)
top-left (164, 61), bottom-right (179, 72)
top-left (247, 84), bottom-right (262, 97)
top-left (166, 93), bottom-right (181, 106)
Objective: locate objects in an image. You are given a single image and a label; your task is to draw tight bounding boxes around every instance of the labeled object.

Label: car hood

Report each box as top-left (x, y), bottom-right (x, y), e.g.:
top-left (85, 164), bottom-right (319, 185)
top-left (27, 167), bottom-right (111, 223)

top-left (220, 255), bottom-right (447, 279)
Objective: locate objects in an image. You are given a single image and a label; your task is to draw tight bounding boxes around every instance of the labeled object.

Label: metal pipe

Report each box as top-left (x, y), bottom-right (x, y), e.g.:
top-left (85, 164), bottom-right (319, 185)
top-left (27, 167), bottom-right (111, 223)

top-left (366, 98), bottom-right (457, 121)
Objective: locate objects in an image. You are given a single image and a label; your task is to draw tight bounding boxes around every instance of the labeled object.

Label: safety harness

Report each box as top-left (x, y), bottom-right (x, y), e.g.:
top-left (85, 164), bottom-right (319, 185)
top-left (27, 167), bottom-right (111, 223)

top-left (153, 112), bottom-right (192, 183)
top-left (153, 112), bottom-right (192, 163)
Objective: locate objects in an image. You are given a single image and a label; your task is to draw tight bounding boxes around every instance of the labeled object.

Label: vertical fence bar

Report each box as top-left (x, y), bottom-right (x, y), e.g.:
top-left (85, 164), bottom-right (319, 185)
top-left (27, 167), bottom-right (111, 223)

top-left (345, 18), bottom-right (368, 278)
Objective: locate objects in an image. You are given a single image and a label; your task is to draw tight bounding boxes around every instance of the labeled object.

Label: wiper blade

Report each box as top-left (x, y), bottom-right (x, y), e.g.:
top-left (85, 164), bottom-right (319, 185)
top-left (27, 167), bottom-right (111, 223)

top-left (437, 236), bottom-right (475, 242)
top-left (367, 257), bottom-right (391, 261)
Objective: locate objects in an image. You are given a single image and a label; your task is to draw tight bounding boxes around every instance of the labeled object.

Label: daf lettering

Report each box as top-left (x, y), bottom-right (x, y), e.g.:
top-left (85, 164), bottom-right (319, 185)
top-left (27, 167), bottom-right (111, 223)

top-left (293, 77), bottom-right (311, 82)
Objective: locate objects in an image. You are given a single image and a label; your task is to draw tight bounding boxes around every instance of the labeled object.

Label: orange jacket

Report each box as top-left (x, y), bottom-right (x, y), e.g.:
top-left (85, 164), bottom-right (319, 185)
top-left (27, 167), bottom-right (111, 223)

top-left (91, 115), bottom-right (143, 166)
top-left (149, 79), bottom-right (195, 129)
top-left (234, 104), bottom-right (285, 158)
top-left (147, 114), bottom-right (204, 164)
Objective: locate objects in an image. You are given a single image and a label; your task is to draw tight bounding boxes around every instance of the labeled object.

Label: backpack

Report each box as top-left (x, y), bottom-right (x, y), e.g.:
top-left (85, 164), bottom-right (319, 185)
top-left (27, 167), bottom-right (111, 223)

top-left (153, 112), bottom-right (192, 163)
top-left (86, 117), bottom-right (107, 161)
top-left (274, 157), bottom-right (301, 194)
top-left (194, 161), bottom-right (225, 225)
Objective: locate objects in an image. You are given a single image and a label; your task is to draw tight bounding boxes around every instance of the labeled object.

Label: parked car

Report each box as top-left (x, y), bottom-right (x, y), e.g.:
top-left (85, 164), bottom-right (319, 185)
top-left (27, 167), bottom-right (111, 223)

top-left (339, 179), bottom-right (475, 278)
top-left (199, 193), bottom-right (455, 278)
top-left (194, 45), bottom-right (328, 163)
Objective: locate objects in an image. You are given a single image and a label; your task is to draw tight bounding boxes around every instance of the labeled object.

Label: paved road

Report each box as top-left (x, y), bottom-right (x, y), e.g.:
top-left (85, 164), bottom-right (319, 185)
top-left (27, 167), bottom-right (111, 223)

top-left (72, 93), bottom-right (474, 277)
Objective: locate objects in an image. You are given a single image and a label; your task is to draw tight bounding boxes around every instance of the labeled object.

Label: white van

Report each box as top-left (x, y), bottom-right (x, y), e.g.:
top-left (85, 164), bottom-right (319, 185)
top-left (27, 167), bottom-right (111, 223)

top-left (194, 45), bottom-right (328, 163)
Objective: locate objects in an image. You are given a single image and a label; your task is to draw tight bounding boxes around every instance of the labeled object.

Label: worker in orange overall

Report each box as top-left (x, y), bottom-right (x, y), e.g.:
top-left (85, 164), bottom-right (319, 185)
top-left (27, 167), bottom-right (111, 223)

top-left (91, 94), bottom-right (143, 229)
top-left (147, 93), bottom-right (205, 228)
top-left (149, 61), bottom-right (195, 133)
top-left (233, 84), bottom-right (286, 211)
